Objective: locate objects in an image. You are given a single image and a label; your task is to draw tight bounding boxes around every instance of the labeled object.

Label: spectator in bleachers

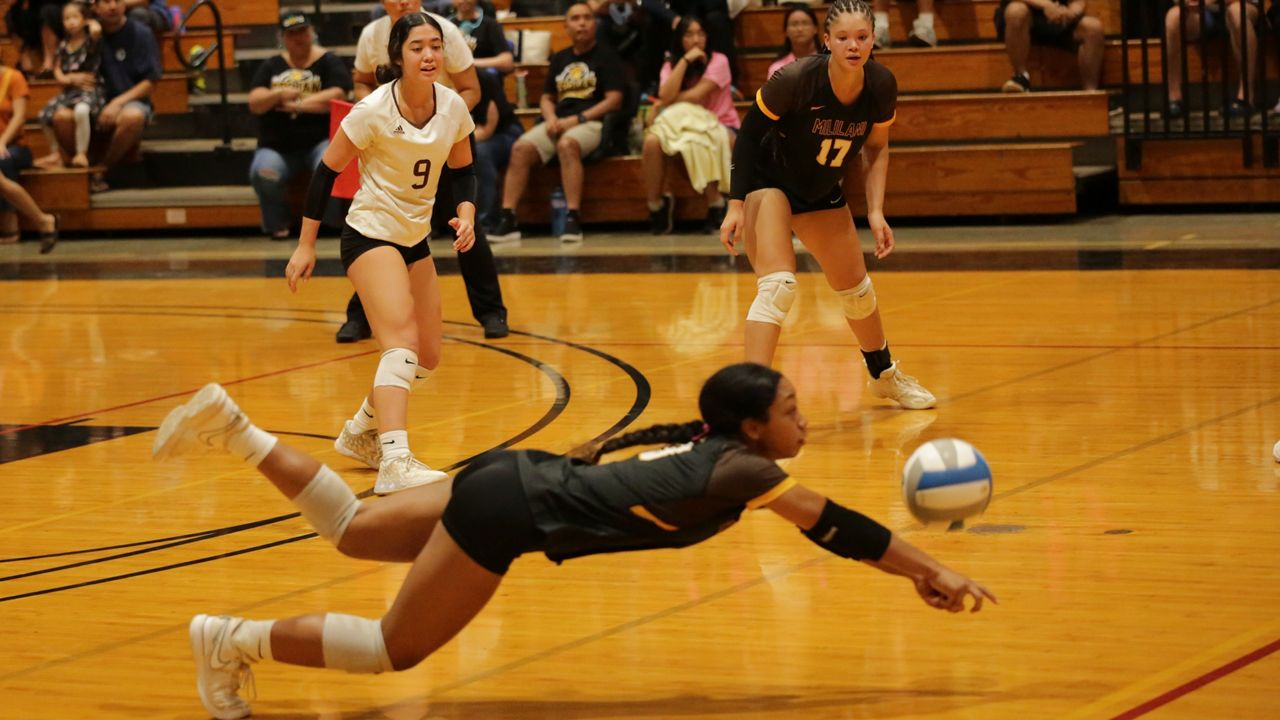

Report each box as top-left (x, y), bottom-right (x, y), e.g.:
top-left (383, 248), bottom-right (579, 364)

top-left (473, 69), bottom-right (524, 231)
top-left (872, 0), bottom-right (938, 48)
top-left (643, 16), bottom-right (737, 234)
top-left (1164, 0), bottom-right (1262, 117)
top-left (123, 0), bottom-right (173, 36)
top-left (5, 0), bottom-right (64, 78)
top-left (344, 0), bottom-right (509, 342)
top-left (247, 10), bottom-right (353, 239)
top-left (0, 60), bottom-right (59, 252)
top-left (36, 1), bottom-right (103, 170)
top-left (768, 3), bottom-right (824, 78)
top-left (592, 0), bottom-right (647, 79)
top-left (639, 0), bottom-right (739, 88)
top-left (994, 0), bottom-right (1104, 92)
top-left (450, 0), bottom-right (516, 74)
top-left (490, 3), bottom-right (625, 243)
top-left (50, 0), bottom-right (161, 193)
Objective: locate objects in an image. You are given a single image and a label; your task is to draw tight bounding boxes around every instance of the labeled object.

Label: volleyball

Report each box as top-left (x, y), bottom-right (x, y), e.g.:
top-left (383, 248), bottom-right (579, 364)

top-left (902, 439), bottom-right (993, 524)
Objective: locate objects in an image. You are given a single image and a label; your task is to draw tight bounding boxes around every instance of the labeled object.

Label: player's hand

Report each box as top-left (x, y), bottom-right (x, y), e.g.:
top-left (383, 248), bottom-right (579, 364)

top-left (450, 217), bottom-right (475, 253)
top-left (285, 243), bottom-right (316, 293)
top-left (719, 201), bottom-right (743, 256)
top-left (867, 211), bottom-right (894, 259)
top-left (925, 567), bottom-right (998, 613)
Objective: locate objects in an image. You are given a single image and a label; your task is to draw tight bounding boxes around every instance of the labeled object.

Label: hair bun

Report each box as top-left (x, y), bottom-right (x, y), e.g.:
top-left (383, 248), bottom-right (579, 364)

top-left (374, 63), bottom-right (401, 85)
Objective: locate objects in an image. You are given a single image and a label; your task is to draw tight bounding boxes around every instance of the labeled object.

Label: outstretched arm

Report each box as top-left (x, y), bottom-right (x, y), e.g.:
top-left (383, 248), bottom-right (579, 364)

top-left (766, 484), bottom-right (998, 613)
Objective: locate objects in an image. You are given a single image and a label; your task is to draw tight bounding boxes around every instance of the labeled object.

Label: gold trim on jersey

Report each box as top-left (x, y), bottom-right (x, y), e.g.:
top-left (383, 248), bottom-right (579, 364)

top-left (745, 477), bottom-right (797, 510)
top-left (755, 89), bottom-right (781, 121)
top-left (630, 504), bottom-right (679, 531)
top-left (873, 111), bottom-right (897, 128)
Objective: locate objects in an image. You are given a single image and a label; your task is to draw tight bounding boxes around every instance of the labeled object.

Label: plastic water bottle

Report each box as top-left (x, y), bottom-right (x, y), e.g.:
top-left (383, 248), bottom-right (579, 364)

top-left (549, 186), bottom-right (567, 237)
top-left (515, 71), bottom-right (528, 109)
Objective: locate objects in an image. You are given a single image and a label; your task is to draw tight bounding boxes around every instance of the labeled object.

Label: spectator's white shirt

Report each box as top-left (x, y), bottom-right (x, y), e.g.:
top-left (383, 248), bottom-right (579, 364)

top-left (354, 11), bottom-right (474, 78)
top-left (342, 82), bottom-right (476, 244)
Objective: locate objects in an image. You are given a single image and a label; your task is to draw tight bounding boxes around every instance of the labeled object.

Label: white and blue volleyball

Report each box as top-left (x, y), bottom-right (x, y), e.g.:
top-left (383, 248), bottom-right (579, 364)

top-left (902, 439), bottom-right (993, 524)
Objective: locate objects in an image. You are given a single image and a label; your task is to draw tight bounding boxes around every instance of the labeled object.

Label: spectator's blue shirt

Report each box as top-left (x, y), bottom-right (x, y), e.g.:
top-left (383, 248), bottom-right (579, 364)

top-left (100, 18), bottom-right (162, 101)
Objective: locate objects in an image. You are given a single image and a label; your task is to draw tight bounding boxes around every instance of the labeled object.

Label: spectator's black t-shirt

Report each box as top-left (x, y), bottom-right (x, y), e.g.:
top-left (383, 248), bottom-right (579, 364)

top-left (471, 69), bottom-right (518, 133)
top-left (452, 13), bottom-right (509, 60)
top-left (250, 52), bottom-right (354, 153)
top-left (99, 18), bottom-right (162, 101)
top-left (544, 43), bottom-right (626, 119)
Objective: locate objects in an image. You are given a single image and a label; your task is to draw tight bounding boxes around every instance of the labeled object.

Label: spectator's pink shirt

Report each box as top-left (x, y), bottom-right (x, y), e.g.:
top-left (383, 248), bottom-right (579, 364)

top-left (767, 53), bottom-right (796, 80)
top-left (659, 52), bottom-right (740, 129)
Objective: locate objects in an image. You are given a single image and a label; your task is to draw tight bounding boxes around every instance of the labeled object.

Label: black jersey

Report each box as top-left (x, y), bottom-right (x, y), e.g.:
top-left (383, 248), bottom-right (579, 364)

top-left (516, 437), bottom-right (793, 563)
top-left (739, 55), bottom-right (897, 203)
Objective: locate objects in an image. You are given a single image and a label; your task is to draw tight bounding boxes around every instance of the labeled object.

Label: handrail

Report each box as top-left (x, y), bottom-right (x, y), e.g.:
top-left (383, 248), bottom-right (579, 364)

top-left (174, 0), bottom-right (231, 150)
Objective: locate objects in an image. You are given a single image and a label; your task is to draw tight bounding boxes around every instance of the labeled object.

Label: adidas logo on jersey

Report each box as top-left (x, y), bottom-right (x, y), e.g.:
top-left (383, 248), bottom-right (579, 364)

top-left (393, 125), bottom-right (405, 135)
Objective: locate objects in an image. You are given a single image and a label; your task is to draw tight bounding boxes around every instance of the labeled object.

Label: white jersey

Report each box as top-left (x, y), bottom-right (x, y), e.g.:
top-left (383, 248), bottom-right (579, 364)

top-left (354, 11), bottom-right (474, 79)
top-left (342, 82), bottom-right (476, 245)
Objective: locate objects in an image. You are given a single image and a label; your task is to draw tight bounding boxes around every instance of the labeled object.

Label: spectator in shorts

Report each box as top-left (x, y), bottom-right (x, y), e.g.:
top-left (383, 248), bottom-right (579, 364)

top-left (1164, 0), bottom-right (1262, 117)
top-left (489, 3), bottom-right (625, 243)
top-left (995, 0), bottom-right (1104, 92)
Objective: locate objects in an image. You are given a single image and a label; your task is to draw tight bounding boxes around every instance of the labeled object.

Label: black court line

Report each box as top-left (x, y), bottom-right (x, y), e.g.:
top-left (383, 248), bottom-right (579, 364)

top-left (0, 311), bottom-right (651, 601)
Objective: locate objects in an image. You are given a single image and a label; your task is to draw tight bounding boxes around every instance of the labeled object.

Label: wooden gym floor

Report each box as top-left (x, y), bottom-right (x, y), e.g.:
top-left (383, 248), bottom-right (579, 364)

top-left (1, 245), bottom-right (1278, 717)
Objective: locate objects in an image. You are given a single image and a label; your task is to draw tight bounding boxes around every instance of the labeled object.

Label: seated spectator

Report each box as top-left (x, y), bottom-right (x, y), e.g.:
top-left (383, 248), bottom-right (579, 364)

top-left (639, 0), bottom-right (738, 89)
top-left (5, 0), bottom-right (64, 78)
top-left (767, 3), bottom-right (824, 79)
top-left (490, 3), bottom-right (625, 243)
top-left (450, 0), bottom-right (515, 74)
top-left (124, 0), bottom-right (173, 36)
top-left (1165, 0), bottom-right (1261, 117)
top-left (51, 0), bottom-right (161, 193)
top-left (872, 0), bottom-right (938, 48)
top-left (643, 16), bottom-right (736, 234)
top-left (473, 69), bottom-right (524, 233)
top-left (37, 1), bottom-right (104, 170)
top-left (0, 60), bottom-right (60, 253)
top-left (247, 10), bottom-right (353, 239)
top-left (994, 0), bottom-right (1103, 92)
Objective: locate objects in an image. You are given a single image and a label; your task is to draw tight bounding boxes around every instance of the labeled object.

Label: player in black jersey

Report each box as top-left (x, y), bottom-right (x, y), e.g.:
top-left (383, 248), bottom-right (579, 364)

top-left (721, 0), bottom-right (935, 411)
top-left (154, 362), bottom-right (995, 719)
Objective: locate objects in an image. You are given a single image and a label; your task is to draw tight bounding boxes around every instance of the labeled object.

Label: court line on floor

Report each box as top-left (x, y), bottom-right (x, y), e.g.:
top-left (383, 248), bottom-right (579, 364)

top-left (1109, 638), bottom-right (1280, 719)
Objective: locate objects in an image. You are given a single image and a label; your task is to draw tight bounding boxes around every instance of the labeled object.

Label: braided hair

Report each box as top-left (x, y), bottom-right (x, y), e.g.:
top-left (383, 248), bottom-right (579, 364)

top-left (823, 0), bottom-right (875, 35)
top-left (375, 12), bottom-right (445, 85)
top-left (568, 363), bottom-right (783, 464)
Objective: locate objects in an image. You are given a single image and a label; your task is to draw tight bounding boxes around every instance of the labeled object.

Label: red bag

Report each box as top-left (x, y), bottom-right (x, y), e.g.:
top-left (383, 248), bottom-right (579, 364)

top-left (329, 99), bottom-right (361, 200)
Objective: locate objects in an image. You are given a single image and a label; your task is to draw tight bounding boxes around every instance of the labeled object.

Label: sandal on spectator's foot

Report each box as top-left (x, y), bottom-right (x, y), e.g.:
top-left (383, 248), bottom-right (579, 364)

top-left (39, 216), bottom-right (59, 255)
top-left (34, 153), bottom-right (63, 170)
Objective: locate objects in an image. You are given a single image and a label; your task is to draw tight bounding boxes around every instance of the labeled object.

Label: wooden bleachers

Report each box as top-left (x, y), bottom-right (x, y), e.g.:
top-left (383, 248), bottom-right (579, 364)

top-left (1117, 138), bottom-right (1280, 205)
top-left (0, 31), bottom-right (237, 74)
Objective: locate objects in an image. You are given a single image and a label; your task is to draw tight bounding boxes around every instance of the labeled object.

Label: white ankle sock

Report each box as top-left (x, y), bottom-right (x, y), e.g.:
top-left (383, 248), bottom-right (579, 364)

top-left (918, 12), bottom-right (934, 25)
top-left (350, 398), bottom-right (376, 433)
top-left (227, 423), bottom-right (277, 467)
top-left (647, 199), bottom-right (664, 212)
top-left (229, 618), bottom-right (275, 662)
top-left (707, 197), bottom-right (726, 209)
top-left (379, 430), bottom-right (411, 462)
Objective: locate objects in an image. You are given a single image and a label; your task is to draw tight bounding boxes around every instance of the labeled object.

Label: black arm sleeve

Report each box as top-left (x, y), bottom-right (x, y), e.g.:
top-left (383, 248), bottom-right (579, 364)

top-left (304, 160), bottom-right (342, 221)
top-left (801, 500), bottom-right (892, 562)
top-left (729, 105), bottom-right (772, 201)
top-left (450, 162), bottom-right (477, 208)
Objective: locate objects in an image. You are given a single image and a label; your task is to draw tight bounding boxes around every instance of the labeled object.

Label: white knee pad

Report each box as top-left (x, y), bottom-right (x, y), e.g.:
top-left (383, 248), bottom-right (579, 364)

top-left (746, 271), bottom-right (797, 326)
top-left (292, 465), bottom-right (358, 545)
top-left (837, 275), bottom-right (877, 320)
top-left (374, 348), bottom-right (418, 390)
top-left (322, 614), bottom-right (393, 674)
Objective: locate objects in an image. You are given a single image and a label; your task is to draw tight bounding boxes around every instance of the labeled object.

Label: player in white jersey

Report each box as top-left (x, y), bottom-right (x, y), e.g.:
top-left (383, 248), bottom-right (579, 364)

top-left (285, 13), bottom-right (478, 494)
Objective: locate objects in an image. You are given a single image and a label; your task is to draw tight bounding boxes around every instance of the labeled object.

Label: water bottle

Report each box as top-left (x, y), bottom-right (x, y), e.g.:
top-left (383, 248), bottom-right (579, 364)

top-left (515, 71), bottom-right (528, 109)
top-left (549, 186), bottom-right (568, 237)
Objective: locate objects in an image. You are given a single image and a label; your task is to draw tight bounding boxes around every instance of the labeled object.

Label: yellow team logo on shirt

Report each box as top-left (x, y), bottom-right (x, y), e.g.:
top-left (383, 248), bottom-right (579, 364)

top-left (271, 68), bottom-right (321, 96)
top-left (556, 62), bottom-right (597, 101)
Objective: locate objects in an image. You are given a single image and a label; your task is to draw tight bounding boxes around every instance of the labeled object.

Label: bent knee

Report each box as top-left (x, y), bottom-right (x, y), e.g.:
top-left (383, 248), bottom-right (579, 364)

top-left (555, 136), bottom-right (581, 156)
top-left (1003, 1), bottom-right (1030, 21)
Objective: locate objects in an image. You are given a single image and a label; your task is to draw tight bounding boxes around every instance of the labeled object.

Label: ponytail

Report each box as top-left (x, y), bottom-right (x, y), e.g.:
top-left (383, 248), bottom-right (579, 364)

top-left (375, 63), bottom-right (402, 85)
top-left (568, 420), bottom-right (708, 465)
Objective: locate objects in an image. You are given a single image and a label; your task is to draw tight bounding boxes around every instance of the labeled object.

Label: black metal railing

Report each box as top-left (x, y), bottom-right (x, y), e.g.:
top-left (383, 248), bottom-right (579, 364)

top-left (174, 0), bottom-right (231, 149)
top-left (1120, 0), bottom-right (1277, 169)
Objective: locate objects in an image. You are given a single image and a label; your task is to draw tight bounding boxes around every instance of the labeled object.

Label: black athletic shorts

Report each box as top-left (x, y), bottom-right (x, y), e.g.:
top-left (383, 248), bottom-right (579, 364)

top-left (994, 0), bottom-right (1082, 51)
top-left (339, 223), bottom-right (431, 272)
top-left (440, 450), bottom-right (546, 575)
top-left (743, 172), bottom-right (847, 216)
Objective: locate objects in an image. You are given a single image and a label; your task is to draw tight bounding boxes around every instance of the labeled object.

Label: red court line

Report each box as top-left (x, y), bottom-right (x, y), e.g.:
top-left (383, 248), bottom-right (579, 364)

top-left (1110, 638), bottom-right (1280, 719)
top-left (0, 349), bottom-right (379, 437)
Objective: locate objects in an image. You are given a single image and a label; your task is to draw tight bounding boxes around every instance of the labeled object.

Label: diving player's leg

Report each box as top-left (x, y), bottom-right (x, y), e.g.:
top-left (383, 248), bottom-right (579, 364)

top-left (742, 188), bottom-right (799, 366)
top-left (793, 207), bottom-right (935, 409)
